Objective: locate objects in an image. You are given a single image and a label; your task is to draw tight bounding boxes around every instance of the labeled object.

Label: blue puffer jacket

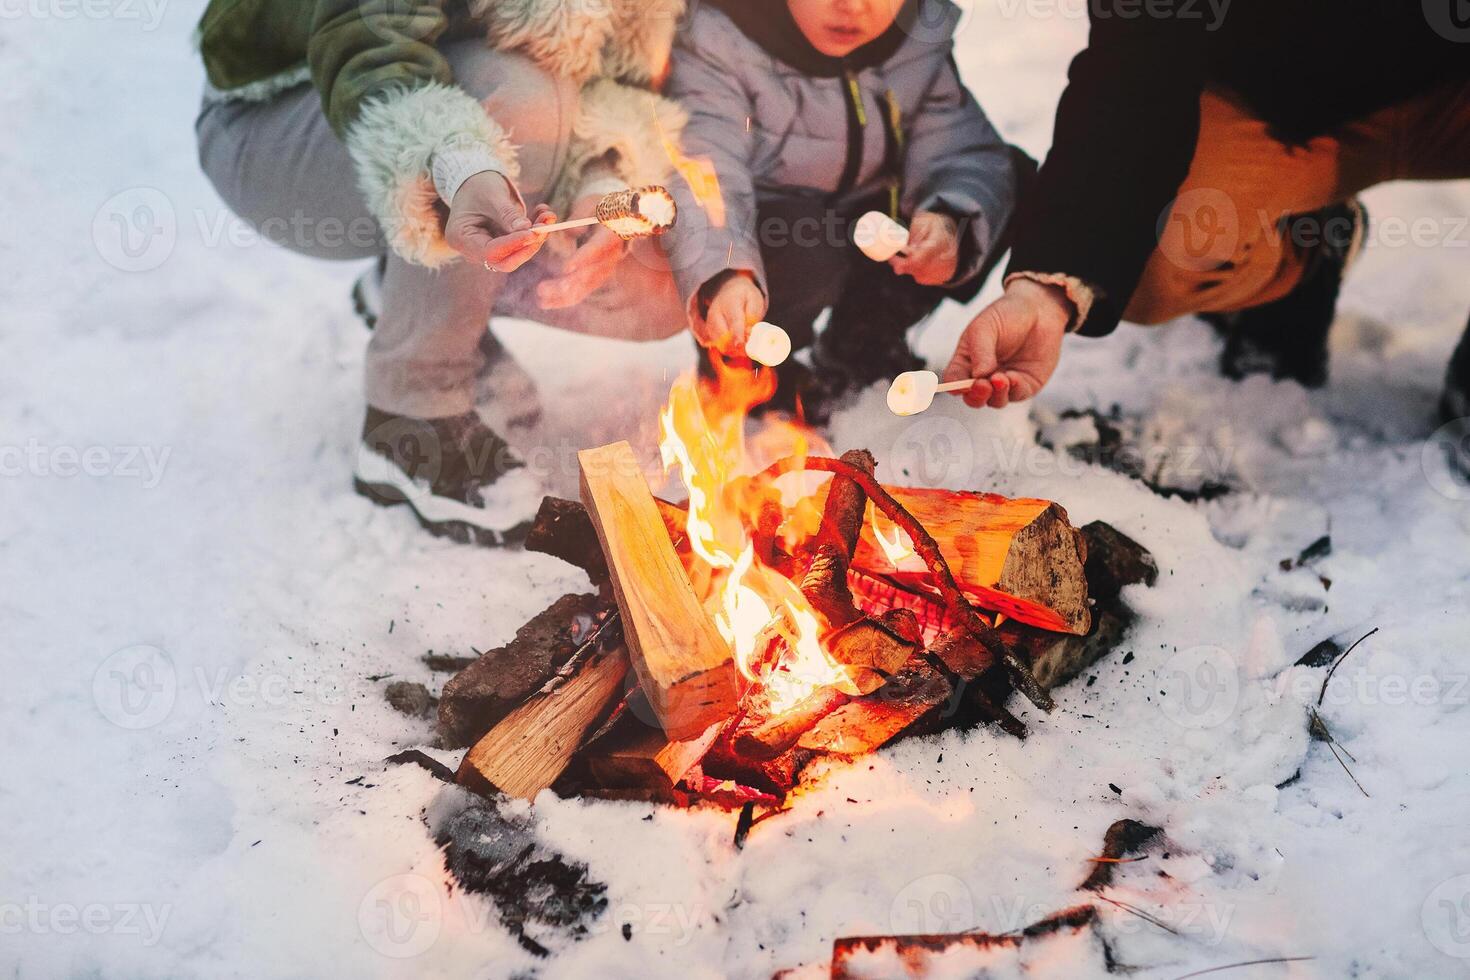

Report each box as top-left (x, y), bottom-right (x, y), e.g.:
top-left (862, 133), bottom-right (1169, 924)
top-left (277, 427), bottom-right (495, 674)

top-left (660, 0), bottom-right (1019, 313)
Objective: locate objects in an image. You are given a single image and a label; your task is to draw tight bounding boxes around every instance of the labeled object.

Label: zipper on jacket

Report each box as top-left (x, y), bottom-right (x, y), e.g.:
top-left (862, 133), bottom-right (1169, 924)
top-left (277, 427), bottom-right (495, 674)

top-left (834, 68), bottom-right (867, 199)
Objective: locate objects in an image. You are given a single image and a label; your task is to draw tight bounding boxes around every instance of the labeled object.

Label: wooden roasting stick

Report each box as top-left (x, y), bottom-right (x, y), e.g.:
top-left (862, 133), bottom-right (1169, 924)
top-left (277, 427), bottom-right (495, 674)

top-left (578, 441), bottom-right (740, 739)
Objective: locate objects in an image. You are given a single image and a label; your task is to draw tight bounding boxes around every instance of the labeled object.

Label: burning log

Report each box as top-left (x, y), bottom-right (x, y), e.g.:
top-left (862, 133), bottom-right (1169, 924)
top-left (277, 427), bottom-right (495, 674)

top-left (801, 483), bottom-right (1090, 634)
top-left (578, 441), bottom-right (740, 739)
top-left (799, 450), bottom-right (919, 694)
top-left (732, 686), bottom-right (851, 760)
top-left (456, 643), bottom-right (630, 800)
top-left (830, 904), bottom-right (1099, 979)
top-left (761, 455), bottom-right (1056, 713)
top-left (796, 660), bottom-right (953, 756)
top-left (853, 487), bottom-right (1090, 635)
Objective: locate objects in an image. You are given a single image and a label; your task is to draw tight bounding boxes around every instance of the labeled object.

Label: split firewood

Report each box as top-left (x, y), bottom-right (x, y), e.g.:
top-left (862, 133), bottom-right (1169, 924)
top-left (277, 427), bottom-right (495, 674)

top-left (732, 686), bottom-right (851, 760)
top-left (830, 904), bottom-right (1098, 979)
top-left (438, 592), bottom-right (611, 749)
top-left (796, 660), bottom-right (952, 757)
top-left (796, 481), bottom-right (1090, 634)
top-left (456, 644), bottom-right (630, 800)
top-left (579, 441), bottom-right (740, 739)
top-left (825, 610), bottom-right (921, 695)
top-left (701, 724), bottom-right (814, 796)
top-left (582, 712), bottom-right (722, 798)
top-left (759, 456), bottom-right (1057, 710)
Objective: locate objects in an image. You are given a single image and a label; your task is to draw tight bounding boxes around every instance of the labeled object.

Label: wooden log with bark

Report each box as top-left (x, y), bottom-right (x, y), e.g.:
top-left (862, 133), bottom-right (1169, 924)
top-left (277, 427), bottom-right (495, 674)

top-left (578, 441), bottom-right (740, 739)
top-left (824, 486), bottom-right (1090, 635)
top-left (797, 660), bottom-right (953, 756)
top-left (456, 644), bottom-right (630, 800)
top-left (438, 593), bottom-right (611, 749)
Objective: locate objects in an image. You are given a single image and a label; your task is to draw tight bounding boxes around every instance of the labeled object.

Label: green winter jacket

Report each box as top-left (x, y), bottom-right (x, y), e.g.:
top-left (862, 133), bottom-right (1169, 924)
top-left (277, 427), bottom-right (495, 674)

top-left (197, 0), bottom-right (688, 268)
top-left (198, 0), bottom-right (460, 137)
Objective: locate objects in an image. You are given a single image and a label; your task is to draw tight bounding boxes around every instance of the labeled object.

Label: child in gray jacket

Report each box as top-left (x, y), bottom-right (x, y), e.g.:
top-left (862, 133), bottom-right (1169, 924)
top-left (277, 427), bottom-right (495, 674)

top-left (662, 0), bottom-right (1025, 416)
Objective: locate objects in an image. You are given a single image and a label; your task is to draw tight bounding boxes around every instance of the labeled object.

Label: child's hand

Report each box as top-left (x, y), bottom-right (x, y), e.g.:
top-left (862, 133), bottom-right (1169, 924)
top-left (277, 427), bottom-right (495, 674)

top-left (695, 272), bottom-right (767, 353)
top-left (537, 193), bottom-right (627, 310)
top-left (890, 211), bottom-right (960, 286)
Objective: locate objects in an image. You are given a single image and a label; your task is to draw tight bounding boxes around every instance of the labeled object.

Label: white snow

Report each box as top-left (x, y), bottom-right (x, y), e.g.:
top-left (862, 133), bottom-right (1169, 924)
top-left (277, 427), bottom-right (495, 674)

top-left (4, 3), bottom-right (1470, 979)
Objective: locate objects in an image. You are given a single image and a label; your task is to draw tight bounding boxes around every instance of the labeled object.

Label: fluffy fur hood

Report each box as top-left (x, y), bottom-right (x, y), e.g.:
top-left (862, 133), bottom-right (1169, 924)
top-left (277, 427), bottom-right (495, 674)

top-left (470, 0), bottom-right (686, 87)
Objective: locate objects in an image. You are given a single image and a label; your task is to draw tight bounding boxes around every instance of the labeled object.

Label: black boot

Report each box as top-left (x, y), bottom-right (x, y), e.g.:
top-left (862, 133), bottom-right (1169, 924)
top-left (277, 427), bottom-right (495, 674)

top-left (1215, 199), bottom-right (1367, 388)
top-left (1442, 316), bottom-right (1470, 426)
top-left (354, 406), bottom-right (541, 546)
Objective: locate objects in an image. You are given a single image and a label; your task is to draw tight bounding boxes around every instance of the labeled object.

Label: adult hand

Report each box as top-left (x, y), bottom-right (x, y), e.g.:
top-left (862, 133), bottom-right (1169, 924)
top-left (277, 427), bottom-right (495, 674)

top-left (695, 272), bottom-right (766, 353)
top-left (890, 210), bottom-right (959, 286)
top-left (537, 193), bottom-right (627, 309)
top-left (943, 278), bottom-right (1072, 408)
top-left (444, 171), bottom-right (555, 273)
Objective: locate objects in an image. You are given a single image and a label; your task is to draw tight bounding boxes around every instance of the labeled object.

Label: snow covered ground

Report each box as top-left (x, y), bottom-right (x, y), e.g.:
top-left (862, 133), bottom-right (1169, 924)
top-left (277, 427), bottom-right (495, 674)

top-left (4, 3), bottom-right (1470, 978)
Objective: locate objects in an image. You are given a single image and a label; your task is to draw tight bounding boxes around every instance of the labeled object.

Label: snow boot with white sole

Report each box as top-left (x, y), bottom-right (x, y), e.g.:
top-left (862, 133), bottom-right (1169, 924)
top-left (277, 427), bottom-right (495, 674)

top-left (1213, 199), bottom-right (1367, 388)
top-left (354, 406), bottom-right (542, 547)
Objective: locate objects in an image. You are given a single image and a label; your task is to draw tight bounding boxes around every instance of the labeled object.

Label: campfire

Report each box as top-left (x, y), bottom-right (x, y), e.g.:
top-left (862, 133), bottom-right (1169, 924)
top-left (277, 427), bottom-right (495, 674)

top-left (436, 359), bottom-right (1152, 811)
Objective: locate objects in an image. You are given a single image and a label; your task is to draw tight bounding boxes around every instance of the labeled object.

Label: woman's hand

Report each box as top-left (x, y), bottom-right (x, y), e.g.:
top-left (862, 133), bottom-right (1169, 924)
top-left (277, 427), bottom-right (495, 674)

top-left (890, 210), bottom-right (960, 286)
top-left (695, 272), bottom-right (766, 353)
top-left (942, 278), bottom-right (1072, 408)
top-left (536, 192), bottom-right (628, 309)
top-left (444, 171), bottom-right (555, 273)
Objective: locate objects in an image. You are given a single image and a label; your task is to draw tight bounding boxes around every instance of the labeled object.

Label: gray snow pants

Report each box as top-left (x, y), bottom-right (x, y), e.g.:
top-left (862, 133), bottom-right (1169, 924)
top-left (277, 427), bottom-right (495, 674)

top-left (196, 40), bottom-right (686, 419)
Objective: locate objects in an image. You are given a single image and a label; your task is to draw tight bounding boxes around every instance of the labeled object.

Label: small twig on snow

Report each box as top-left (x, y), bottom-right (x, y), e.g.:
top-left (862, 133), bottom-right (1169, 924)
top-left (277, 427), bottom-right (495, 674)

top-left (1169, 955), bottom-right (1316, 979)
top-left (1317, 627), bottom-right (1379, 706)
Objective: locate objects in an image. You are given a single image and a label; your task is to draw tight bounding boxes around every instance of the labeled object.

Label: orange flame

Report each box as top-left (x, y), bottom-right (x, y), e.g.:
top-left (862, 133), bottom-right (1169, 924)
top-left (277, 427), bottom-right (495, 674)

top-left (869, 505), bottom-right (918, 566)
top-left (658, 358), bottom-right (846, 713)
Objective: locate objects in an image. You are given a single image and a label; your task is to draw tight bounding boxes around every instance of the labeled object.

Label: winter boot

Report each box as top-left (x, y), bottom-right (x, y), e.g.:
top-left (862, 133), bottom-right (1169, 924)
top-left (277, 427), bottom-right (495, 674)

top-left (354, 406), bottom-right (542, 547)
top-left (1215, 199), bottom-right (1367, 387)
top-left (1442, 315), bottom-right (1470, 426)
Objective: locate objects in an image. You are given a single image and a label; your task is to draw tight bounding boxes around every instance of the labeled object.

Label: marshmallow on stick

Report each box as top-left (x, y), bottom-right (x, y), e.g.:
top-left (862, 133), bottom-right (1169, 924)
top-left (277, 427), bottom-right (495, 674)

top-left (886, 370), bottom-right (977, 416)
top-left (531, 186), bottom-right (678, 240)
top-left (744, 322), bottom-right (792, 367)
top-left (854, 210), bottom-right (910, 262)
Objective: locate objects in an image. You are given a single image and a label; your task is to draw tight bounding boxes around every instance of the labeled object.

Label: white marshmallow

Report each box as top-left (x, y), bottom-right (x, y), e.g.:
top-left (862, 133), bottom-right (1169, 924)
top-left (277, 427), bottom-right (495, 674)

top-left (886, 370), bottom-right (940, 416)
top-left (854, 211), bottom-right (910, 262)
top-left (745, 322), bottom-right (792, 367)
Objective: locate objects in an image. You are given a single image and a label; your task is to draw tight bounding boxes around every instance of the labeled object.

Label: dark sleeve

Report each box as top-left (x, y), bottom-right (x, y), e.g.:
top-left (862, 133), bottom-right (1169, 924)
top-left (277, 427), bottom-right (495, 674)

top-left (1006, 14), bottom-right (1210, 336)
top-left (308, 0), bottom-right (456, 137)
